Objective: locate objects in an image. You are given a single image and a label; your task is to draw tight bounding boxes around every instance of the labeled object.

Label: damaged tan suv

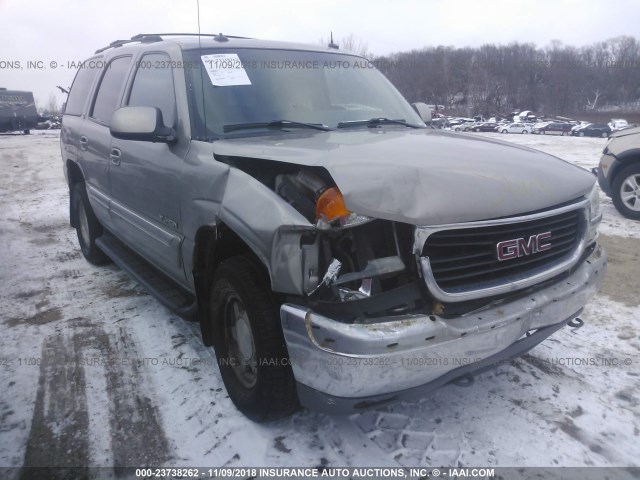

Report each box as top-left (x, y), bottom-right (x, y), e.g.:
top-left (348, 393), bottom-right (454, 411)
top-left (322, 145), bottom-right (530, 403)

top-left (61, 33), bottom-right (606, 421)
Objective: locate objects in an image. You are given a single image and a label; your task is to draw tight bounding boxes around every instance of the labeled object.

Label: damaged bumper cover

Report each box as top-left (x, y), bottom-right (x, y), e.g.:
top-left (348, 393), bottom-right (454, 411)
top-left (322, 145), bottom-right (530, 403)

top-left (280, 244), bottom-right (606, 413)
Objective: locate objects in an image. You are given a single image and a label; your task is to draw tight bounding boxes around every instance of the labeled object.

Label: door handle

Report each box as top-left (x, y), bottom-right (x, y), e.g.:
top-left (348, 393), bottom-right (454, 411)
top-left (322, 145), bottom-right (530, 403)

top-left (110, 147), bottom-right (122, 165)
top-left (79, 136), bottom-right (88, 151)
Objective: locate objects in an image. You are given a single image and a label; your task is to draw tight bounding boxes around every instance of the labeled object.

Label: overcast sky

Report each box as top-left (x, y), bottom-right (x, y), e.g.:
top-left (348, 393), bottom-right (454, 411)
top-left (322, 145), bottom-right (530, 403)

top-left (2, 0), bottom-right (639, 109)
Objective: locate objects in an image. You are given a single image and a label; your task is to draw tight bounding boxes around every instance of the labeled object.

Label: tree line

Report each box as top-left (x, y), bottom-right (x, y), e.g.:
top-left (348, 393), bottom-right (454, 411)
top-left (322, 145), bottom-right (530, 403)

top-left (367, 36), bottom-right (640, 117)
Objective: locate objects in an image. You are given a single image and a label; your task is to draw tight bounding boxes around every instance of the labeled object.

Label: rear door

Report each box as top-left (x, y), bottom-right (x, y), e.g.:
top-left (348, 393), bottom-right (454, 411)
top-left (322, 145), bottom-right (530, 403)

top-left (108, 52), bottom-right (186, 284)
top-left (61, 58), bottom-right (104, 216)
top-left (83, 55), bottom-right (133, 228)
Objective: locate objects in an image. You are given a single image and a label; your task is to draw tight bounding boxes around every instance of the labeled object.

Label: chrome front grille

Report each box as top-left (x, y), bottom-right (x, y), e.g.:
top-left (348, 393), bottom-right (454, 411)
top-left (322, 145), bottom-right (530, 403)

top-left (416, 201), bottom-right (589, 302)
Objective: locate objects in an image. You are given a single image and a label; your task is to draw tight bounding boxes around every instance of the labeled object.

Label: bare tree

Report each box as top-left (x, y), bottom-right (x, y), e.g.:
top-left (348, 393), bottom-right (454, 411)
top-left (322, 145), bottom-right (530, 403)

top-left (587, 89), bottom-right (602, 110)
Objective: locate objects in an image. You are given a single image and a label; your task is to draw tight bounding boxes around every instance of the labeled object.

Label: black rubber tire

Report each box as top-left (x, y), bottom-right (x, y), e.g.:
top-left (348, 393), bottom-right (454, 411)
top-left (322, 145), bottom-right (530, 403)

top-left (611, 163), bottom-right (640, 220)
top-left (71, 182), bottom-right (110, 265)
top-left (578, 131), bottom-right (585, 137)
top-left (601, 131), bottom-right (608, 138)
top-left (23, 129), bottom-right (30, 135)
top-left (210, 256), bottom-right (298, 422)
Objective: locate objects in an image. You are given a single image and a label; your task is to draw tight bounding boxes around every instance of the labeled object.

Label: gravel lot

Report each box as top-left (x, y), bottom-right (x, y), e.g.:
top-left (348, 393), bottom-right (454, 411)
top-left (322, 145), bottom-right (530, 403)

top-left (0, 130), bottom-right (639, 470)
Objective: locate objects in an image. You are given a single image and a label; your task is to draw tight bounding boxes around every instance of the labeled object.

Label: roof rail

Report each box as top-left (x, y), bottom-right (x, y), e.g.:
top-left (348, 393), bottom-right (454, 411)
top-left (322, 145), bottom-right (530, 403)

top-left (131, 33), bottom-right (252, 41)
top-left (94, 33), bottom-right (251, 54)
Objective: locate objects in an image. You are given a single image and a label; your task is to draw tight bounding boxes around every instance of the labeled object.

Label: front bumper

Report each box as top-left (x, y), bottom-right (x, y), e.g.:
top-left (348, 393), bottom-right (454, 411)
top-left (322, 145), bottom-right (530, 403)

top-left (280, 244), bottom-right (606, 413)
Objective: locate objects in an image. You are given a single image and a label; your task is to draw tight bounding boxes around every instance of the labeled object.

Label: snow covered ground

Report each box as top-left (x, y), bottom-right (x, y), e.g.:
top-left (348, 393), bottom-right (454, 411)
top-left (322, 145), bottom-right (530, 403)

top-left (0, 131), bottom-right (639, 471)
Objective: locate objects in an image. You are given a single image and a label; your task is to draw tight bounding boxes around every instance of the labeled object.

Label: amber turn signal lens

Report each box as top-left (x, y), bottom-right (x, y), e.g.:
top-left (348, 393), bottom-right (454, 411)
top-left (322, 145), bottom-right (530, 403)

top-left (315, 187), bottom-right (350, 221)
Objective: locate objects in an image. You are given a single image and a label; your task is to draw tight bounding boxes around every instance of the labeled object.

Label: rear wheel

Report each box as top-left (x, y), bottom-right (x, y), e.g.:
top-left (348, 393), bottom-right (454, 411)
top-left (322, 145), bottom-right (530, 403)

top-left (502, 129), bottom-right (508, 134)
top-left (522, 130), bottom-right (528, 134)
top-left (601, 131), bottom-right (608, 138)
top-left (23, 129), bottom-right (30, 135)
top-left (71, 182), bottom-right (110, 265)
top-left (612, 164), bottom-right (640, 220)
top-left (210, 256), bottom-right (298, 422)
top-left (578, 131), bottom-right (585, 137)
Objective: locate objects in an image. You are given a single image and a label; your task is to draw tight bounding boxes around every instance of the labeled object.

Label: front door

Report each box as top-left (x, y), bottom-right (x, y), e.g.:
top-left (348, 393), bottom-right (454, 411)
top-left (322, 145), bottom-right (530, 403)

top-left (108, 53), bottom-right (186, 285)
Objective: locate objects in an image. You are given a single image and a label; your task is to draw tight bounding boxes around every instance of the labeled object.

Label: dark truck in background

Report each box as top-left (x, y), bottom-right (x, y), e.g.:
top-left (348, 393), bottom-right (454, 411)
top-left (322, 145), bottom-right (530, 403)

top-left (0, 88), bottom-right (38, 134)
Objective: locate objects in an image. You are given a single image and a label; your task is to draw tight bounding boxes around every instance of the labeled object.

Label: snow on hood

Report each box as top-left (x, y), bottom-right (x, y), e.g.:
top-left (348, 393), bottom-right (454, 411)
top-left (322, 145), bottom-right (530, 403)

top-left (212, 128), bottom-right (596, 225)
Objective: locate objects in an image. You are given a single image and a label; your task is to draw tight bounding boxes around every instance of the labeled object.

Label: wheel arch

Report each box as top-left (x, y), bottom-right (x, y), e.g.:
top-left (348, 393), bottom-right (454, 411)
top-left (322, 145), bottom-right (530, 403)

top-left (610, 150), bottom-right (640, 186)
top-left (192, 222), bottom-right (271, 346)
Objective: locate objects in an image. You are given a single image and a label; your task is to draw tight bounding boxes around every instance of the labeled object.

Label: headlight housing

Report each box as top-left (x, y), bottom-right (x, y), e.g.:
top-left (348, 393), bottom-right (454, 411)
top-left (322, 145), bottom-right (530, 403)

top-left (315, 187), bottom-right (373, 228)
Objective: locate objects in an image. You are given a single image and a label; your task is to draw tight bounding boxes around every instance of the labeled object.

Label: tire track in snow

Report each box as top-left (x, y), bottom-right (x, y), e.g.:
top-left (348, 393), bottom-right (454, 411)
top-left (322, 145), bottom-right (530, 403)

top-left (20, 334), bottom-right (90, 478)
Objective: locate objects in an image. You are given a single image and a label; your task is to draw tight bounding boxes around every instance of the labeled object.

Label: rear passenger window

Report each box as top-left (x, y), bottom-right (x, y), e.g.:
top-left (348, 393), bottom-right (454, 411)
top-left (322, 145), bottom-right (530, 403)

top-left (90, 56), bottom-right (132, 125)
top-left (127, 53), bottom-right (176, 127)
top-left (65, 58), bottom-right (102, 116)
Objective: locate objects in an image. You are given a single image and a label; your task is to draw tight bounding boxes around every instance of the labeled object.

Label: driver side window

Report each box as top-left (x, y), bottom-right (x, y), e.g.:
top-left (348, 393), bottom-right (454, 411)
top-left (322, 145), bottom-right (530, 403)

top-left (127, 53), bottom-right (176, 127)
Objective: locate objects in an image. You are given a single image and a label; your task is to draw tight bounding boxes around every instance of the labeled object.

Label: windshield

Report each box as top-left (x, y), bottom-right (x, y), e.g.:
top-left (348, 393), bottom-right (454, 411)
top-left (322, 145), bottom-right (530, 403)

top-left (183, 48), bottom-right (424, 138)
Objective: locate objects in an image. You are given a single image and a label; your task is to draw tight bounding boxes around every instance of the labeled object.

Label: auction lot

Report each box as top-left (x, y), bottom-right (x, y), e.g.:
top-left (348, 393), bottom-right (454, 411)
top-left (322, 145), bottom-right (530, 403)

top-left (0, 131), bottom-right (639, 469)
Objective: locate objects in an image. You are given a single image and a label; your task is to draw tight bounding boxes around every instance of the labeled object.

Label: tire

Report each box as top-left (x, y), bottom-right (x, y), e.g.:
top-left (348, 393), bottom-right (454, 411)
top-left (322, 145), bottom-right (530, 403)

top-left (578, 131), bottom-right (585, 137)
top-left (71, 182), bottom-right (110, 265)
top-left (502, 129), bottom-right (508, 134)
top-left (210, 256), bottom-right (298, 422)
top-left (454, 127), bottom-right (461, 132)
top-left (601, 131), bottom-right (608, 138)
top-left (522, 130), bottom-right (528, 134)
top-left (611, 163), bottom-right (640, 220)
top-left (23, 129), bottom-right (30, 135)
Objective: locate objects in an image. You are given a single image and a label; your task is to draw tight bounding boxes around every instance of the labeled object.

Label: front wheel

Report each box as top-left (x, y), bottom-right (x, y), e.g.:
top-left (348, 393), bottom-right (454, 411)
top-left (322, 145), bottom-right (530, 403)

top-left (522, 130), bottom-right (528, 134)
top-left (578, 131), bottom-right (585, 137)
top-left (71, 182), bottom-right (110, 265)
top-left (601, 131), bottom-right (608, 138)
top-left (502, 129), bottom-right (508, 134)
top-left (612, 164), bottom-right (640, 220)
top-left (210, 256), bottom-right (298, 422)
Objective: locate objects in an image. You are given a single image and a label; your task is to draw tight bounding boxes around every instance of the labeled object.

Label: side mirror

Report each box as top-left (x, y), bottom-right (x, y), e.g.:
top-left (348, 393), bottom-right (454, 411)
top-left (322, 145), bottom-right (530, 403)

top-left (110, 107), bottom-right (176, 143)
top-left (411, 102), bottom-right (432, 124)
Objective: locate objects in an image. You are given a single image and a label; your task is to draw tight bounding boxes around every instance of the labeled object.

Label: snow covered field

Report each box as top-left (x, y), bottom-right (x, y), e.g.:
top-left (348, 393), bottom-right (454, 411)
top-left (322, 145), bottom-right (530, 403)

top-left (0, 131), bottom-right (639, 472)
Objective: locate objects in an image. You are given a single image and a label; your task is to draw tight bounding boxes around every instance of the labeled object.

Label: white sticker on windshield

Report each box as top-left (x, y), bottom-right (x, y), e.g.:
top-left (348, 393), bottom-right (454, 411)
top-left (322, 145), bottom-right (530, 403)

top-left (200, 53), bottom-right (251, 86)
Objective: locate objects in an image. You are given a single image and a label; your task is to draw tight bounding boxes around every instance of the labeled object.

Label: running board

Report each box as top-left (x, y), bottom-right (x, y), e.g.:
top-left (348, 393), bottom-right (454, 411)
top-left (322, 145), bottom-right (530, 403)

top-left (96, 235), bottom-right (197, 320)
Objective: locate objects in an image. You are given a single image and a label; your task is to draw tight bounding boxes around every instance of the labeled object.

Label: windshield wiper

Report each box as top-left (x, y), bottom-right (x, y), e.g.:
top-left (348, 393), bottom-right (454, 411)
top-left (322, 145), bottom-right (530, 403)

top-left (223, 120), bottom-right (332, 133)
top-left (337, 118), bottom-right (422, 129)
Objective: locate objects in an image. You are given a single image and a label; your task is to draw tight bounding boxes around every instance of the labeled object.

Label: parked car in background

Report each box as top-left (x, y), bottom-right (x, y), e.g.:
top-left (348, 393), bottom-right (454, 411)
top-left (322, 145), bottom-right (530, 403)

top-left (571, 122), bottom-right (589, 134)
top-left (500, 122), bottom-right (532, 134)
top-left (453, 121), bottom-right (477, 132)
top-left (608, 119), bottom-right (628, 132)
top-left (598, 126), bottom-right (640, 220)
top-left (472, 122), bottom-right (498, 132)
top-left (573, 123), bottom-right (611, 138)
top-left (533, 122), bottom-right (573, 136)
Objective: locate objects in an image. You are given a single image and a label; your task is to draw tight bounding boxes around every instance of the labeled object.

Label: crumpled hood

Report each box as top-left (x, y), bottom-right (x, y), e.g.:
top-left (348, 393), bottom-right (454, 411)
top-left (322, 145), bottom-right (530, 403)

top-left (212, 129), bottom-right (595, 225)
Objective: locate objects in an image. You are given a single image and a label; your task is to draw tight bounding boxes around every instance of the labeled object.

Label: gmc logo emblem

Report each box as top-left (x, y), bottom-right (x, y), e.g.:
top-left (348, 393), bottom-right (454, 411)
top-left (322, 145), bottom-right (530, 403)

top-left (496, 232), bottom-right (552, 261)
